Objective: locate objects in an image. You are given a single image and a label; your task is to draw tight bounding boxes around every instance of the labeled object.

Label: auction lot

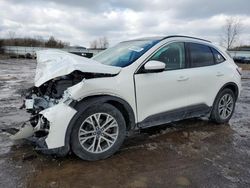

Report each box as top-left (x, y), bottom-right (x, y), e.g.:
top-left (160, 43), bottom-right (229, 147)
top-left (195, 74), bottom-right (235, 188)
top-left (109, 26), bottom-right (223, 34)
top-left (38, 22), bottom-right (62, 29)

top-left (0, 59), bottom-right (250, 188)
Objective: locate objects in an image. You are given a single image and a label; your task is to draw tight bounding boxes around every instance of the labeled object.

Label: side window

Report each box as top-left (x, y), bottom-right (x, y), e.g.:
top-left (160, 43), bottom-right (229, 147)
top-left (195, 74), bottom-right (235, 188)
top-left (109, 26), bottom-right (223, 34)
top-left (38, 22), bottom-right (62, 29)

top-left (211, 48), bottom-right (225, 64)
top-left (189, 43), bottom-right (214, 68)
top-left (150, 42), bottom-right (185, 70)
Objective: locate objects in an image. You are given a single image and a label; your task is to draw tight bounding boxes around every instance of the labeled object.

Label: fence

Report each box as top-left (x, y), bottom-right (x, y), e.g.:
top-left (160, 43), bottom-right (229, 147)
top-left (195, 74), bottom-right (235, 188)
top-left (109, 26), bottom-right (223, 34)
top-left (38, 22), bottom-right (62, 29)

top-left (2, 46), bottom-right (104, 58)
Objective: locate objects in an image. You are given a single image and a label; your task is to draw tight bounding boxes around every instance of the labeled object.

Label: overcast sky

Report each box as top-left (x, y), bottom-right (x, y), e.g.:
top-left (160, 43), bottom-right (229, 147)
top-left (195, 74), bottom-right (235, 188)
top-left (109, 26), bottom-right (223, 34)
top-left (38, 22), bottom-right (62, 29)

top-left (0, 0), bottom-right (250, 47)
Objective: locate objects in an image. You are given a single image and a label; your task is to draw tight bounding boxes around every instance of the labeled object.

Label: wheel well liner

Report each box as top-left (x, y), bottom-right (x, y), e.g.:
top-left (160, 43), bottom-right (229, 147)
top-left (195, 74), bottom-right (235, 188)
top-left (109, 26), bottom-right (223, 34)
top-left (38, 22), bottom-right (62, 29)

top-left (64, 95), bottom-right (136, 150)
top-left (219, 82), bottom-right (239, 99)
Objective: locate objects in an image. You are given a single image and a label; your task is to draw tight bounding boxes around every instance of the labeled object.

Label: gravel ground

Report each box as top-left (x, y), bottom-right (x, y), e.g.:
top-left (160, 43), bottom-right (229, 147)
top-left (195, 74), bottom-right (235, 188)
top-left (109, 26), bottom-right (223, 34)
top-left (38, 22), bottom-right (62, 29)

top-left (0, 59), bottom-right (250, 188)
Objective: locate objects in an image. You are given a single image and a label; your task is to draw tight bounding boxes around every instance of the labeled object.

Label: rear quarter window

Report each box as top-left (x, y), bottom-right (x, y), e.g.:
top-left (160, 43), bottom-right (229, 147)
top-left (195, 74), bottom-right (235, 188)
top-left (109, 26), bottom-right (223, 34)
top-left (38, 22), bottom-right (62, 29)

top-left (211, 48), bottom-right (226, 64)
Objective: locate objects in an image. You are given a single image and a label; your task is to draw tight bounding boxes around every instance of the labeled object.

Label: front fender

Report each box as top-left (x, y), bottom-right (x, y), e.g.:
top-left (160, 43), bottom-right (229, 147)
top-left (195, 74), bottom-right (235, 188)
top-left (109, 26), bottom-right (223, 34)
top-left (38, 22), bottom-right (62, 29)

top-left (64, 95), bottom-right (136, 151)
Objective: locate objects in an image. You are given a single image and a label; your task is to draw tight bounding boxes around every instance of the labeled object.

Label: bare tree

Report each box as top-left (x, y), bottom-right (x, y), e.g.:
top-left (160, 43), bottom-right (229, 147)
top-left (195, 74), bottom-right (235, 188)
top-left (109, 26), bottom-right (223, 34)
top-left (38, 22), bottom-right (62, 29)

top-left (45, 36), bottom-right (57, 48)
top-left (34, 35), bottom-right (45, 47)
top-left (221, 17), bottom-right (242, 49)
top-left (8, 31), bottom-right (16, 46)
top-left (45, 36), bottom-right (68, 48)
top-left (8, 31), bottom-right (16, 39)
top-left (90, 37), bottom-right (109, 49)
top-left (102, 36), bottom-right (109, 49)
top-left (90, 39), bottom-right (98, 49)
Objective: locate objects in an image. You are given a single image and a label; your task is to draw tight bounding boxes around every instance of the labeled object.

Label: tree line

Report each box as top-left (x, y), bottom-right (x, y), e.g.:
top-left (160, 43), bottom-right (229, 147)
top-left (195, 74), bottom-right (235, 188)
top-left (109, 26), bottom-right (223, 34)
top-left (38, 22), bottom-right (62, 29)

top-left (0, 34), bottom-right (110, 50)
top-left (0, 34), bottom-right (69, 48)
top-left (89, 36), bottom-right (109, 49)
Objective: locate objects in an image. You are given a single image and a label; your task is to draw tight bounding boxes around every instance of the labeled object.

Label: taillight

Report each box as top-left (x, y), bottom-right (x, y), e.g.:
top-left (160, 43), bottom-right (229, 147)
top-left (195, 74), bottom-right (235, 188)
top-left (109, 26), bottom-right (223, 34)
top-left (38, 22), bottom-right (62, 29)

top-left (236, 67), bottom-right (242, 76)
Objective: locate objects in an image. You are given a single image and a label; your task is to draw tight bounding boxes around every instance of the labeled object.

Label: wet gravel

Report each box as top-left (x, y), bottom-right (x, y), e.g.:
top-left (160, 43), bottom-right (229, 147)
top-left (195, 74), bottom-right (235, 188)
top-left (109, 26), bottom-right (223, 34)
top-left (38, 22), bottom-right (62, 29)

top-left (0, 59), bottom-right (250, 188)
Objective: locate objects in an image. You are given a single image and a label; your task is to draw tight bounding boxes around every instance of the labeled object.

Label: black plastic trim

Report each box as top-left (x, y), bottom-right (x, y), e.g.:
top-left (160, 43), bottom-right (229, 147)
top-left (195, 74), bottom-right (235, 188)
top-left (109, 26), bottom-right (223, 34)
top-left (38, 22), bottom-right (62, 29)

top-left (34, 137), bottom-right (69, 157)
top-left (138, 104), bottom-right (211, 129)
top-left (162, 35), bottom-right (211, 43)
top-left (124, 35), bottom-right (211, 43)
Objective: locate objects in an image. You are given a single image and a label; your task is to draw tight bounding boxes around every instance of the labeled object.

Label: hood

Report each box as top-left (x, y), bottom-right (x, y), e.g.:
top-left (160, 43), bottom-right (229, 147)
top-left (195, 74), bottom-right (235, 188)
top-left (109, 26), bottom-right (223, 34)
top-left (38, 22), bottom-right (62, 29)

top-left (34, 50), bottom-right (121, 87)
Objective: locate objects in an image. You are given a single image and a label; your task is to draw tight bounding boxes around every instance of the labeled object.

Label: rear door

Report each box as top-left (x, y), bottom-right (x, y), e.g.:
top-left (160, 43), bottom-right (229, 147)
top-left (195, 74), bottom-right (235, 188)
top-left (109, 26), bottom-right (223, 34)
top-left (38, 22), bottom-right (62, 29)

top-left (185, 42), bottom-right (226, 108)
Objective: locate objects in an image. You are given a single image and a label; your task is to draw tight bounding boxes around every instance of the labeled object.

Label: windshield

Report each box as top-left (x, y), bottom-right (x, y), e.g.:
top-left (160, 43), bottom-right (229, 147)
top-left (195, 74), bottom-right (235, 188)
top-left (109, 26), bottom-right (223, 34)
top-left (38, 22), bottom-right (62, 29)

top-left (92, 39), bottom-right (160, 67)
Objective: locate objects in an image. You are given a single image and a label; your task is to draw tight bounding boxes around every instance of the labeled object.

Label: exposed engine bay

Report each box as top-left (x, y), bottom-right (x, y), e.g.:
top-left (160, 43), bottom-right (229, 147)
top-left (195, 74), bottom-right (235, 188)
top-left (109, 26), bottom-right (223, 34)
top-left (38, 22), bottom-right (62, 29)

top-left (24, 71), bottom-right (104, 113)
top-left (24, 70), bottom-right (116, 113)
top-left (20, 71), bottom-right (113, 138)
top-left (20, 71), bottom-right (83, 138)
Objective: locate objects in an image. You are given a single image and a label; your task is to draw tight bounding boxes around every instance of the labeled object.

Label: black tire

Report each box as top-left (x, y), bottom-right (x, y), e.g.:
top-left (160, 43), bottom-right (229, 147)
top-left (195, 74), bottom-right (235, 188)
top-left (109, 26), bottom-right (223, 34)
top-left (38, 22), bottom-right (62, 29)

top-left (210, 88), bottom-right (236, 124)
top-left (71, 103), bottom-right (126, 161)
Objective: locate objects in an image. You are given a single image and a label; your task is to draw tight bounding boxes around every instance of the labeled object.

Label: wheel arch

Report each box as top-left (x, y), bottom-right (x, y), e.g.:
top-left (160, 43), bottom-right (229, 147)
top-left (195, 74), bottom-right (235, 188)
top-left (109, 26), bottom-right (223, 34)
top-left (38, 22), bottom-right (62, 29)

top-left (64, 95), bottom-right (136, 150)
top-left (210, 82), bottom-right (238, 124)
top-left (212, 82), bottom-right (239, 108)
top-left (219, 82), bottom-right (239, 99)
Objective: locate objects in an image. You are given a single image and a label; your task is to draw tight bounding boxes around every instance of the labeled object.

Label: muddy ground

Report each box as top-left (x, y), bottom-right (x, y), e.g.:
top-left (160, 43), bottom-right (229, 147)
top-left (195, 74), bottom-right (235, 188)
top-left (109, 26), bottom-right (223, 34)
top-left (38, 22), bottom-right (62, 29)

top-left (0, 59), bottom-right (250, 188)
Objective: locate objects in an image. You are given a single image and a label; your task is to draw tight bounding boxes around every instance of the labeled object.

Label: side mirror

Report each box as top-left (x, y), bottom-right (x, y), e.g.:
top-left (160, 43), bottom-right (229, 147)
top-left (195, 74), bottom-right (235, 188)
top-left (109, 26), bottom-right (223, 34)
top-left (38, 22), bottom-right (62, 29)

top-left (144, 60), bottom-right (166, 73)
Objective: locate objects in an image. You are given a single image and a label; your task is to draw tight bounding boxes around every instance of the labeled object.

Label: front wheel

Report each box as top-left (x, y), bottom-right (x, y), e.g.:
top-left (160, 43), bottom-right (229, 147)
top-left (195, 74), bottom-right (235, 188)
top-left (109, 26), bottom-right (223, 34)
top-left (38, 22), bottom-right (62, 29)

top-left (71, 103), bottom-right (126, 161)
top-left (210, 88), bottom-right (236, 124)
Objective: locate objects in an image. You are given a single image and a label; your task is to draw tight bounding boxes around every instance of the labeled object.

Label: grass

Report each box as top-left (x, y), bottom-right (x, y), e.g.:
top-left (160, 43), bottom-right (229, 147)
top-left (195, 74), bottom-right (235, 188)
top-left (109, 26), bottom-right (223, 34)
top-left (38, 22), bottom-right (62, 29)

top-left (0, 54), bottom-right (10, 60)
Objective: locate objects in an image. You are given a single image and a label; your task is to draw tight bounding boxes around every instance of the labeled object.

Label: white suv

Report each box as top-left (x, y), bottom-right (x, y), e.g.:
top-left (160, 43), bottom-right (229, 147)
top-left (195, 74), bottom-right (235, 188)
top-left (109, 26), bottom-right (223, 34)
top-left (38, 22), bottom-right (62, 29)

top-left (14, 36), bottom-right (241, 161)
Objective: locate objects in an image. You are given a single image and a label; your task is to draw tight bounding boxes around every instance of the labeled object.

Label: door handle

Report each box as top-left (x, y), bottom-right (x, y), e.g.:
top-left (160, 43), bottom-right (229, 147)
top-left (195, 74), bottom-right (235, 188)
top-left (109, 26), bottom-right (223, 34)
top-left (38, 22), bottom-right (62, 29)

top-left (216, 72), bottom-right (224, 77)
top-left (177, 76), bottom-right (189, 81)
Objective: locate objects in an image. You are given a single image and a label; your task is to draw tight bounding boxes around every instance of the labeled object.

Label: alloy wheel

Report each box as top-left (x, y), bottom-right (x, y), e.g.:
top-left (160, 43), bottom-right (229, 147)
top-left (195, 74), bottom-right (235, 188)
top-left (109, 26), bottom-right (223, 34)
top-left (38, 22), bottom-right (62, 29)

top-left (78, 113), bottom-right (119, 154)
top-left (218, 93), bottom-right (234, 119)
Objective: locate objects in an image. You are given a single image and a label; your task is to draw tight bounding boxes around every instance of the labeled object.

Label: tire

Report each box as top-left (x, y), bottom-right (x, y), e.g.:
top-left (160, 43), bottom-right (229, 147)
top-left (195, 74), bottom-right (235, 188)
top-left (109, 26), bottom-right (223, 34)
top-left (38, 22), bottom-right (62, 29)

top-left (210, 88), bottom-right (236, 124)
top-left (71, 103), bottom-right (126, 161)
top-left (26, 53), bottom-right (31, 59)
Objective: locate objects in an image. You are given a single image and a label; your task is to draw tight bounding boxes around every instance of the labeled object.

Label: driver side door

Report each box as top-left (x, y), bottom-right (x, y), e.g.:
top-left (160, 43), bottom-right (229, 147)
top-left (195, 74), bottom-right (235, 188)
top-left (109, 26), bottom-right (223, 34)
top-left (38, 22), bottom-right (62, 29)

top-left (134, 42), bottom-right (195, 127)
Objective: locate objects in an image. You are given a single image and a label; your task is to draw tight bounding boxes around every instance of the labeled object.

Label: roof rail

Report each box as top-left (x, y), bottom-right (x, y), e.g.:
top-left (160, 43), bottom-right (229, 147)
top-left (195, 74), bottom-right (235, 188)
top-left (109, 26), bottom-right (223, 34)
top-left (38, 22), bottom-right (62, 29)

top-left (162, 35), bottom-right (211, 43)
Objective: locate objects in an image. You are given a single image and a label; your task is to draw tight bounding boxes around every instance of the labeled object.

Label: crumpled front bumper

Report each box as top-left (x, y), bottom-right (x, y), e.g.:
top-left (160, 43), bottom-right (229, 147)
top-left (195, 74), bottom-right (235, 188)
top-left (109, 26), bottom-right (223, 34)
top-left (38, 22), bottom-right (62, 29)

top-left (11, 102), bottom-right (77, 155)
top-left (39, 103), bottom-right (77, 149)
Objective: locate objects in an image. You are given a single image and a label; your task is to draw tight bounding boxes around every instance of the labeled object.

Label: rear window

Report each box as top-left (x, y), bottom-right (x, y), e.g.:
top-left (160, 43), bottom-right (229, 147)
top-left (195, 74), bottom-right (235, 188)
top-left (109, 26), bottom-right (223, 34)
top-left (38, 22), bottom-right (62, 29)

top-left (189, 43), bottom-right (214, 68)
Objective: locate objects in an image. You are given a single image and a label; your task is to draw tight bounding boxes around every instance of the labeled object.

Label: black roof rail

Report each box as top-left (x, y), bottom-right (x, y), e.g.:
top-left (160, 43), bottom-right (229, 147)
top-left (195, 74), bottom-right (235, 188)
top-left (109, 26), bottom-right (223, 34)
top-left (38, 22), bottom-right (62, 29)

top-left (162, 35), bottom-right (211, 43)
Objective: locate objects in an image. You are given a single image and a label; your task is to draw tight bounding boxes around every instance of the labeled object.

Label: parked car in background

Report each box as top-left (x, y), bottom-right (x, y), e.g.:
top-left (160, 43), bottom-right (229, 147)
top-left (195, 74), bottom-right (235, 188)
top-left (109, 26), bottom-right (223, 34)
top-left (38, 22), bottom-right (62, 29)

top-left (244, 57), bottom-right (250, 64)
top-left (233, 56), bottom-right (250, 64)
top-left (12, 35), bottom-right (241, 161)
top-left (233, 56), bottom-right (246, 63)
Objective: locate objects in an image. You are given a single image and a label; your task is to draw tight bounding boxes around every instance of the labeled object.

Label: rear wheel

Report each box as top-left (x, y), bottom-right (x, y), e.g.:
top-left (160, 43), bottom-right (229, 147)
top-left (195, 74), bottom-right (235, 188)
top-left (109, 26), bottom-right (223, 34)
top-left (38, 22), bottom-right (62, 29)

top-left (210, 89), bottom-right (236, 124)
top-left (71, 103), bottom-right (126, 161)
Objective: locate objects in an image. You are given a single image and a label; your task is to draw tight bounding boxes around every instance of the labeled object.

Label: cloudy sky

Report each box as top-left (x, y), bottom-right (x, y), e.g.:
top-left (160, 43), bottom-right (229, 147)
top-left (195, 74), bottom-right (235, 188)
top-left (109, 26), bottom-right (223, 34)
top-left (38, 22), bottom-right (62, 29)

top-left (0, 0), bottom-right (250, 47)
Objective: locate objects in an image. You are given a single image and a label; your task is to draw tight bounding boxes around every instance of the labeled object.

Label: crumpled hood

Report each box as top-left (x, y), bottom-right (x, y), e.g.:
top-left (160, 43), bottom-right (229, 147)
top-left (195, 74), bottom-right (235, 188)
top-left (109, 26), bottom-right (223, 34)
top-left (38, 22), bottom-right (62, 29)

top-left (34, 50), bottom-right (121, 87)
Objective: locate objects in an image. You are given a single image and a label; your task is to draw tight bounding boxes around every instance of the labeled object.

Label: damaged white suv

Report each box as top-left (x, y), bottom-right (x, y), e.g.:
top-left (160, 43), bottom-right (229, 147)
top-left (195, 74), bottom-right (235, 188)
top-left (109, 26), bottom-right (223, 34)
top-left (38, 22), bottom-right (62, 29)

top-left (13, 36), bottom-right (241, 161)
